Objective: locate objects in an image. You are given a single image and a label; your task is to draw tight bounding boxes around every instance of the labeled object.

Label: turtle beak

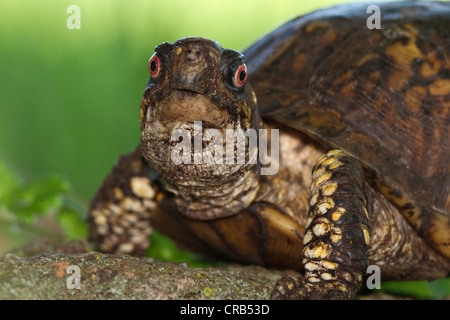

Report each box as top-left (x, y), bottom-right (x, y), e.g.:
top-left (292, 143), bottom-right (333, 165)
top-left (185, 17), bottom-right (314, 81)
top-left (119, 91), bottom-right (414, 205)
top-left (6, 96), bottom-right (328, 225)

top-left (156, 89), bottom-right (231, 127)
top-left (151, 37), bottom-right (230, 127)
top-left (170, 37), bottom-right (221, 95)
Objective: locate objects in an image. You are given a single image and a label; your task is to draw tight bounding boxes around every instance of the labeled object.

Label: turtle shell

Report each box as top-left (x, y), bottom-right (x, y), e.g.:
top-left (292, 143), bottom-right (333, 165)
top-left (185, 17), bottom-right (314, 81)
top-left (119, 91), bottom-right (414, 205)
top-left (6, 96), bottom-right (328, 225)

top-left (244, 1), bottom-right (450, 256)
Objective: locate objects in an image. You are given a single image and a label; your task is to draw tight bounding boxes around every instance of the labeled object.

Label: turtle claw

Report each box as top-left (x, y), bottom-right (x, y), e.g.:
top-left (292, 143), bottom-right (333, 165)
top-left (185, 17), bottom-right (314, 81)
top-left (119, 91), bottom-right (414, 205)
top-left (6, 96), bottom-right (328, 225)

top-left (271, 274), bottom-right (356, 300)
top-left (271, 275), bottom-right (306, 300)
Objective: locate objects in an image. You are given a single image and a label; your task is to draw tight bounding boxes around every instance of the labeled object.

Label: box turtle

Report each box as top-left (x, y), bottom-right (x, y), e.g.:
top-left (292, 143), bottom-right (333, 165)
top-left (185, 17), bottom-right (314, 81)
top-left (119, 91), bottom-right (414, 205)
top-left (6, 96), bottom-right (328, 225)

top-left (88, 1), bottom-right (450, 299)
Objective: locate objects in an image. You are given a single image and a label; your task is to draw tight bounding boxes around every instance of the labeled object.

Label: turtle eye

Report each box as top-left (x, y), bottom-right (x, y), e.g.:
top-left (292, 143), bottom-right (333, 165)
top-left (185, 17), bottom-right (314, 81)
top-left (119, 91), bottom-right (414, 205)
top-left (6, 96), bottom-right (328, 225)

top-left (233, 64), bottom-right (248, 88)
top-left (148, 54), bottom-right (161, 78)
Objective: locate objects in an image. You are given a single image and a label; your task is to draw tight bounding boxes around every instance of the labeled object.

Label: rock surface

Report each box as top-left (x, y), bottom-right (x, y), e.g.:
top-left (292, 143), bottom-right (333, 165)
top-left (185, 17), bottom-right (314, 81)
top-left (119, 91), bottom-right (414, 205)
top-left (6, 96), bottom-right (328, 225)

top-left (0, 238), bottom-right (295, 300)
top-left (1, 237), bottom-right (427, 300)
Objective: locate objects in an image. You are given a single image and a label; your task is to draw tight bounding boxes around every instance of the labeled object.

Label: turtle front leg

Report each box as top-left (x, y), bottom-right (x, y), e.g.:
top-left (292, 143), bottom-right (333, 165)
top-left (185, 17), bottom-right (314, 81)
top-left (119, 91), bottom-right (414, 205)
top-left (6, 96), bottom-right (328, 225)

top-left (271, 150), bottom-right (370, 300)
top-left (88, 147), bottom-right (160, 256)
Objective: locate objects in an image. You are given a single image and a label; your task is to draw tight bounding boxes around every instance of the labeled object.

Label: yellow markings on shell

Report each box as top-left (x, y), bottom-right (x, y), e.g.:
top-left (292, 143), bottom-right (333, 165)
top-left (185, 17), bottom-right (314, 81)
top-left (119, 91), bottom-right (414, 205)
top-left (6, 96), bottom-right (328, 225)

top-left (291, 52), bottom-right (308, 70)
top-left (322, 182), bottom-right (338, 196)
top-left (333, 69), bottom-right (354, 86)
top-left (303, 242), bottom-right (331, 259)
top-left (131, 177), bottom-right (155, 199)
top-left (421, 56), bottom-right (441, 77)
top-left (176, 46), bottom-right (183, 55)
top-left (339, 81), bottom-right (356, 98)
top-left (356, 52), bottom-right (377, 67)
top-left (404, 85), bottom-right (426, 112)
top-left (384, 24), bottom-right (421, 91)
top-left (305, 21), bottom-right (330, 34)
top-left (429, 79), bottom-right (450, 96)
top-left (385, 24), bottom-right (422, 65)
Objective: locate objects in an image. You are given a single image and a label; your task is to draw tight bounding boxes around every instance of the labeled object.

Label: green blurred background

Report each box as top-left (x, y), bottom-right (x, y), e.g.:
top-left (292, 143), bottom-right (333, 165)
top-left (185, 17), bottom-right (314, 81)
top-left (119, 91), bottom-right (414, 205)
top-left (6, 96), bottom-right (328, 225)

top-left (0, 0), bottom-right (355, 253)
top-left (0, 0), bottom-right (449, 298)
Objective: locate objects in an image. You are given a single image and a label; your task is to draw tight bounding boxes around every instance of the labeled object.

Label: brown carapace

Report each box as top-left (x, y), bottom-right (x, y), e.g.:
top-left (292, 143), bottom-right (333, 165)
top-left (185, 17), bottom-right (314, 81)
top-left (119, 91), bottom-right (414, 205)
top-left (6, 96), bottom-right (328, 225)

top-left (88, 1), bottom-right (450, 299)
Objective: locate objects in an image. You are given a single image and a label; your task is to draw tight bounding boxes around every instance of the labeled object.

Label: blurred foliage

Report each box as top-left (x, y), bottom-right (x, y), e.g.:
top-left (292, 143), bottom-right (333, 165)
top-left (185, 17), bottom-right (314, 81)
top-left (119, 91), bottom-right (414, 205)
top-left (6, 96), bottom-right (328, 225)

top-left (381, 279), bottom-right (450, 299)
top-left (146, 231), bottom-right (217, 268)
top-left (0, 157), bottom-right (88, 240)
top-left (0, 0), bottom-right (448, 299)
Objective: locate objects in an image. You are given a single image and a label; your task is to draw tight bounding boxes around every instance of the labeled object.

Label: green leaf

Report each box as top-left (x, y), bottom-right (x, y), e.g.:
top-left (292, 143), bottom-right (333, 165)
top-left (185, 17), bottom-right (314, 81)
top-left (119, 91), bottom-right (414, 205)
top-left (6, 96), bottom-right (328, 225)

top-left (0, 158), bottom-right (21, 201)
top-left (145, 231), bottom-right (216, 268)
top-left (4, 176), bottom-right (70, 223)
top-left (428, 278), bottom-right (450, 298)
top-left (381, 278), bottom-right (450, 299)
top-left (57, 207), bottom-right (89, 240)
top-left (0, 159), bottom-right (89, 241)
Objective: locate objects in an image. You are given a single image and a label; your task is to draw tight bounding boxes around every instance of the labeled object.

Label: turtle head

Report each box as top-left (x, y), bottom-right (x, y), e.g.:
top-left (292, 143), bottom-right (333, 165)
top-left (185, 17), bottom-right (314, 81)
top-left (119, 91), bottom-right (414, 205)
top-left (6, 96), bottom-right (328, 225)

top-left (139, 37), bottom-right (262, 219)
top-left (140, 37), bottom-right (259, 130)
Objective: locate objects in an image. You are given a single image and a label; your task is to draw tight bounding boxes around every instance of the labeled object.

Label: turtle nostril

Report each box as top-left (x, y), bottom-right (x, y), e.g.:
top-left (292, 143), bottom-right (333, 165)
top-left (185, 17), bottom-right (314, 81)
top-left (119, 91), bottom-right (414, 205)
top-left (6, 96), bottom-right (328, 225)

top-left (185, 46), bottom-right (202, 62)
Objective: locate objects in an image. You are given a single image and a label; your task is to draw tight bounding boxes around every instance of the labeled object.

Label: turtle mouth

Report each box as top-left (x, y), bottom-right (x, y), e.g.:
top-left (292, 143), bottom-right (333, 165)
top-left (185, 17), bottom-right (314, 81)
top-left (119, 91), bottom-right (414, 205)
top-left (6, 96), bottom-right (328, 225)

top-left (152, 89), bottom-right (232, 129)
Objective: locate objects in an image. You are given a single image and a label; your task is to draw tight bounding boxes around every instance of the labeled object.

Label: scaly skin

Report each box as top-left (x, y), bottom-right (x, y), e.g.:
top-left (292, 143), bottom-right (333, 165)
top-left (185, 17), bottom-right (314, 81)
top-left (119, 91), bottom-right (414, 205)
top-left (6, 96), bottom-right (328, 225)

top-left (88, 148), bottom-right (157, 255)
top-left (271, 150), bottom-right (369, 299)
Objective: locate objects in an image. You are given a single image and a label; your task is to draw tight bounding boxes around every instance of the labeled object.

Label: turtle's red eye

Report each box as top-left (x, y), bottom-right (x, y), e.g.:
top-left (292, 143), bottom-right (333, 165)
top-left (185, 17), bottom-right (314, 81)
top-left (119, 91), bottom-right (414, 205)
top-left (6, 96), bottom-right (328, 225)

top-left (233, 64), bottom-right (248, 88)
top-left (148, 54), bottom-right (160, 78)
